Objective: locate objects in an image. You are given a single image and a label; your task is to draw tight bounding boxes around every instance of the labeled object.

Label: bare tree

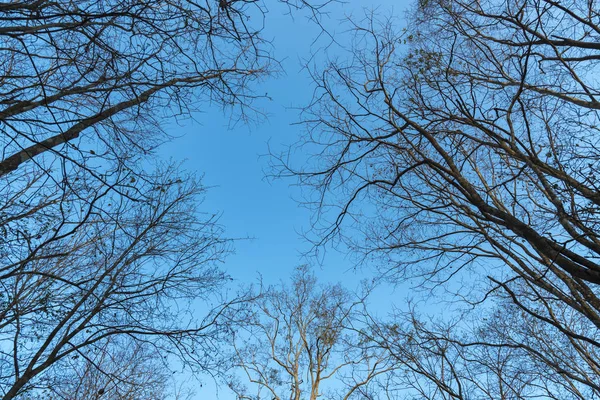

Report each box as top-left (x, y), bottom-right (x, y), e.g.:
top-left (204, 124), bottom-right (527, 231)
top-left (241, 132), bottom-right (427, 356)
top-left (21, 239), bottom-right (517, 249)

top-left (0, 0), bottom-right (338, 183)
top-left (280, 0), bottom-right (600, 397)
top-left (0, 0), bottom-right (336, 398)
top-left (48, 337), bottom-right (188, 400)
top-left (221, 266), bottom-right (394, 400)
top-left (362, 299), bottom-right (600, 400)
top-left (0, 163), bottom-right (233, 399)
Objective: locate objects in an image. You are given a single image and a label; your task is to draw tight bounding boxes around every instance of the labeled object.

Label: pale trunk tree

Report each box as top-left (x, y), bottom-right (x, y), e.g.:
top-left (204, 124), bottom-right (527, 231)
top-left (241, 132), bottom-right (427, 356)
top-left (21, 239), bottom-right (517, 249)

top-left (222, 266), bottom-right (395, 400)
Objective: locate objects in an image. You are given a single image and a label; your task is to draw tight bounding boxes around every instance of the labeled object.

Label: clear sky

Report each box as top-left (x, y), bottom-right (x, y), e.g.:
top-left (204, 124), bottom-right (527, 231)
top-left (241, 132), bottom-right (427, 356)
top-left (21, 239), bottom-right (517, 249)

top-left (162, 0), bottom-right (406, 285)
top-left (160, 1), bottom-right (406, 397)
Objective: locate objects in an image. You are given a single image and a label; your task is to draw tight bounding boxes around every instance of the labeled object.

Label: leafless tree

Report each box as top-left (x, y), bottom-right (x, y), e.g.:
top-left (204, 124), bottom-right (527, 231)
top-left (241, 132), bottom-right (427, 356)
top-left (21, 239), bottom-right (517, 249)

top-left (0, 162), bottom-right (236, 399)
top-left (0, 0), bottom-right (336, 397)
top-left (280, 0), bottom-right (600, 397)
top-left (0, 0), bottom-right (335, 181)
top-left (48, 337), bottom-right (191, 400)
top-left (221, 266), bottom-right (395, 400)
top-left (361, 297), bottom-right (600, 400)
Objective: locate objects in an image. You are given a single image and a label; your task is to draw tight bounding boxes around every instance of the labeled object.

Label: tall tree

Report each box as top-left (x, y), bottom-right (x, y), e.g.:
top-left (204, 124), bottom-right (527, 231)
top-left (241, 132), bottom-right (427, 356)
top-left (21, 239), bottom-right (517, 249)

top-left (0, 0), bottom-right (331, 179)
top-left (0, 0), bottom-right (331, 398)
top-left (221, 266), bottom-right (394, 400)
top-left (285, 0), bottom-right (600, 396)
top-left (0, 163), bottom-right (230, 398)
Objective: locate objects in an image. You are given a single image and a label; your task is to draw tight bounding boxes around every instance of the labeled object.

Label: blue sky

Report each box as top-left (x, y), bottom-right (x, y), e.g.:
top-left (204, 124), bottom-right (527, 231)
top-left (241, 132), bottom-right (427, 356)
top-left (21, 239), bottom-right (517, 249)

top-left (162, 1), bottom-right (404, 285)
top-left (160, 1), bottom-right (406, 397)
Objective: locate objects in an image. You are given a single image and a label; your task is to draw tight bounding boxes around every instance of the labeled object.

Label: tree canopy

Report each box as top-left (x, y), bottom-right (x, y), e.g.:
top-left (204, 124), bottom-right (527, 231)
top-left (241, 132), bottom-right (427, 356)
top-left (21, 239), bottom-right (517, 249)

top-left (4, 0), bottom-right (600, 398)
